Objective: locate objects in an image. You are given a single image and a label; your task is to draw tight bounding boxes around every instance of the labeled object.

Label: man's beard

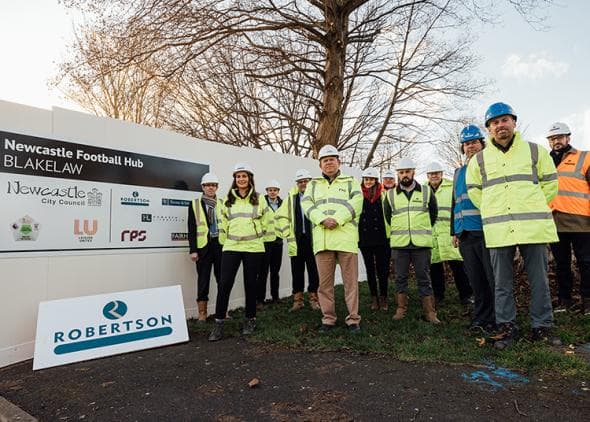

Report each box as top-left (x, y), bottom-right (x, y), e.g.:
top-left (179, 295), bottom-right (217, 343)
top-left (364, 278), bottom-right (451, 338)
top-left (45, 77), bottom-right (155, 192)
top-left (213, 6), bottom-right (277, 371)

top-left (400, 177), bottom-right (413, 187)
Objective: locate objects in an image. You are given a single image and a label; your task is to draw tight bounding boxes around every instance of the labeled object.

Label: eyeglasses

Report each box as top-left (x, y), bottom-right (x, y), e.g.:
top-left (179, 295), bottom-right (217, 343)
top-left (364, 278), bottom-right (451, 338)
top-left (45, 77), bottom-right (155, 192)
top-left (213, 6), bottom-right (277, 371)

top-left (202, 184), bottom-right (218, 187)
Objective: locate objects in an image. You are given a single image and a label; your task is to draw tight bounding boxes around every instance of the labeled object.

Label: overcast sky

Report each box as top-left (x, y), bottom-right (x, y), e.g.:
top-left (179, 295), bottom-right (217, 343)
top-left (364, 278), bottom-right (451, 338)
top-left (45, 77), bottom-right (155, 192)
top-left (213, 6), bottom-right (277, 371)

top-left (1, 1), bottom-right (588, 153)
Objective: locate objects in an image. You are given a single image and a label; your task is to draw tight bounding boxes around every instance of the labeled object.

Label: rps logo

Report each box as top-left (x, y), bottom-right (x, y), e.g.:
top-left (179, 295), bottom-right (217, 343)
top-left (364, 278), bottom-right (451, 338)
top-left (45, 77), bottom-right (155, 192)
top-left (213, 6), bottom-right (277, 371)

top-left (121, 230), bottom-right (146, 242)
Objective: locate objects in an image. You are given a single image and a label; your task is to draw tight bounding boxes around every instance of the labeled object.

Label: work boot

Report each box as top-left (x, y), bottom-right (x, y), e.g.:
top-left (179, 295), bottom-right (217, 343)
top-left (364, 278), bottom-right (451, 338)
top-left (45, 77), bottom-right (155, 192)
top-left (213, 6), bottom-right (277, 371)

top-left (370, 296), bottom-right (379, 311)
top-left (379, 296), bottom-right (388, 312)
top-left (197, 300), bottom-right (208, 323)
top-left (530, 327), bottom-right (562, 346)
top-left (421, 296), bottom-right (441, 324)
top-left (583, 297), bottom-right (590, 316)
top-left (290, 292), bottom-right (305, 312)
top-left (309, 292), bottom-right (321, 311)
top-left (208, 320), bottom-right (224, 342)
top-left (393, 293), bottom-right (408, 321)
top-left (242, 318), bottom-right (257, 336)
top-left (554, 298), bottom-right (572, 313)
top-left (491, 323), bottom-right (519, 350)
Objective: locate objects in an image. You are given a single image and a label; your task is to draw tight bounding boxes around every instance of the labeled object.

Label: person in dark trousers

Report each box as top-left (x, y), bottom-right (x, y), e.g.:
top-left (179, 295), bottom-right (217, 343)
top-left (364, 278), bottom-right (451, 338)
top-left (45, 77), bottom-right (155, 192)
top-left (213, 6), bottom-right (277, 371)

top-left (451, 125), bottom-right (496, 333)
top-left (546, 122), bottom-right (590, 315)
top-left (275, 169), bottom-right (321, 311)
top-left (208, 163), bottom-right (274, 342)
top-left (358, 167), bottom-right (390, 311)
top-left (256, 179), bottom-right (284, 306)
top-left (188, 172), bottom-right (223, 323)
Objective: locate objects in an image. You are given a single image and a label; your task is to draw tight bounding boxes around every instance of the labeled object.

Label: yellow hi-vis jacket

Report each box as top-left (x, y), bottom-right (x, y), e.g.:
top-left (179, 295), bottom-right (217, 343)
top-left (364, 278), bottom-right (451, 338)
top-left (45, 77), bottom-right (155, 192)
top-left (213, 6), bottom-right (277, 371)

top-left (466, 132), bottom-right (558, 248)
top-left (218, 188), bottom-right (274, 253)
top-left (275, 186), bottom-right (303, 256)
top-left (428, 179), bottom-right (462, 262)
top-left (386, 185), bottom-right (433, 248)
top-left (191, 197), bottom-right (224, 249)
top-left (301, 173), bottom-right (363, 254)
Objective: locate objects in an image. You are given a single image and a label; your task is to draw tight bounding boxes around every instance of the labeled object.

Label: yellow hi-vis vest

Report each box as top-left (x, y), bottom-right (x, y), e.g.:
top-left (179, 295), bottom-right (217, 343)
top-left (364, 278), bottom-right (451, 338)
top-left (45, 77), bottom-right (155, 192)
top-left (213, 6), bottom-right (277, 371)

top-left (428, 179), bottom-right (462, 263)
top-left (275, 186), bottom-right (302, 256)
top-left (466, 132), bottom-right (558, 248)
top-left (218, 189), bottom-right (274, 253)
top-left (387, 186), bottom-right (433, 248)
top-left (301, 173), bottom-right (363, 254)
top-left (191, 198), bottom-right (223, 249)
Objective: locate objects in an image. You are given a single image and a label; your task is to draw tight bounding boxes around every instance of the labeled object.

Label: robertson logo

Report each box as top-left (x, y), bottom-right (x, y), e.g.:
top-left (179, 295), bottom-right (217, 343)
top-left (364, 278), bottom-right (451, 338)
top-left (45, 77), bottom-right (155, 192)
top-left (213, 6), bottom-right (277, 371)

top-left (121, 230), bottom-right (146, 242)
top-left (52, 301), bottom-right (173, 355)
top-left (74, 219), bottom-right (98, 243)
top-left (171, 232), bottom-right (188, 241)
top-left (11, 215), bottom-right (41, 241)
top-left (120, 191), bottom-right (150, 206)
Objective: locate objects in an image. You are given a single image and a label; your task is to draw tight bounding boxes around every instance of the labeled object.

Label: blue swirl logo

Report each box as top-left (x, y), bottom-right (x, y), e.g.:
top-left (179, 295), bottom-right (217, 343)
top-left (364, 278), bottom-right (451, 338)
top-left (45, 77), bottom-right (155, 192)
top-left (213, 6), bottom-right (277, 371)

top-left (102, 301), bottom-right (128, 320)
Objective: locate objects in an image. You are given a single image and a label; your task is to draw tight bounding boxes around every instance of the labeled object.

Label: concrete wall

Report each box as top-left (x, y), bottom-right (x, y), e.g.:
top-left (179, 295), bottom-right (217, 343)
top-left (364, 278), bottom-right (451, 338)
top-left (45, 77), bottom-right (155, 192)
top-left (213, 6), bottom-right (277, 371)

top-left (0, 100), bottom-right (364, 368)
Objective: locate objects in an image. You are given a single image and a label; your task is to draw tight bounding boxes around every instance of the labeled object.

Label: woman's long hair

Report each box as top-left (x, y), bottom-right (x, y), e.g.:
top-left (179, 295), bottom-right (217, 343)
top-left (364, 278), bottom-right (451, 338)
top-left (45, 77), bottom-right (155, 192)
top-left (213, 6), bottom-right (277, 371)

top-left (225, 173), bottom-right (259, 207)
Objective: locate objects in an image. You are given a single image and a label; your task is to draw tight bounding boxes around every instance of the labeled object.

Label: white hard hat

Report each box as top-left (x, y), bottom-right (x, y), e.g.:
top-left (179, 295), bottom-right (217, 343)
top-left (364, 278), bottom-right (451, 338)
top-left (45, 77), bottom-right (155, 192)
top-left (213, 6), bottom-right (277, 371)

top-left (295, 169), bottom-right (312, 181)
top-left (426, 161), bottom-right (444, 174)
top-left (382, 169), bottom-right (396, 179)
top-left (318, 145), bottom-right (340, 160)
top-left (396, 157), bottom-right (417, 170)
top-left (200, 172), bottom-right (219, 185)
top-left (546, 122), bottom-right (571, 138)
top-left (265, 179), bottom-right (281, 190)
top-left (233, 162), bottom-right (253, 175)
top-left (361, 167), bottom-right (379, 179)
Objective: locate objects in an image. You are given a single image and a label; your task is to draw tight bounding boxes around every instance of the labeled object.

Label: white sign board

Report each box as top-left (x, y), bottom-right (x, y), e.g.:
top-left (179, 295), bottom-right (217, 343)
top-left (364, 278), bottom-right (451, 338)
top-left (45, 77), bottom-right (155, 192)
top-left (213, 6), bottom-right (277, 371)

top-left (33, 285), bottom-right (189, 370)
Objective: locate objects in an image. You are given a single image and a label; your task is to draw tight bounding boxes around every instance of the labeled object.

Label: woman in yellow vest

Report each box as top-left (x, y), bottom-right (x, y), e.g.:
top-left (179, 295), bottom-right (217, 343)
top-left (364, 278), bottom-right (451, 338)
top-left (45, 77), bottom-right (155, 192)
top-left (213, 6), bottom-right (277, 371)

top-left (208, 163), bottom-right (274, 341)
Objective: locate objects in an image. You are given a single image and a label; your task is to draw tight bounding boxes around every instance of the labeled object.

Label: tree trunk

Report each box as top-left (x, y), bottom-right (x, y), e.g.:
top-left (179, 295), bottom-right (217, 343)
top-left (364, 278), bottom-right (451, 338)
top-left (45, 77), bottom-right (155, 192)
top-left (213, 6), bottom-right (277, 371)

top-left (314, 2), bottom-right (348, 157)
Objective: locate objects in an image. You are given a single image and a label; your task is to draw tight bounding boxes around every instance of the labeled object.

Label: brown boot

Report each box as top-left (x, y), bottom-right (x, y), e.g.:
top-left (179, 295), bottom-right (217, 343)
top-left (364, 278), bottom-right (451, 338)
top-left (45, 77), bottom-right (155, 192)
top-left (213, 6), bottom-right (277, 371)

top-left (379, 296), bottom-right (388, 311)
top-left (197, 300), bottom-right (208, 323)
top-left (290, 292), bottom-right (305, 312)
top-left (309, 292), bottom-right (321, 311)
top-left (370, 296), bottom-right (379, 311)
top-left (422, 296), bottom-right (441, 324)
top-left (393, 293), bottom-right (408, 320)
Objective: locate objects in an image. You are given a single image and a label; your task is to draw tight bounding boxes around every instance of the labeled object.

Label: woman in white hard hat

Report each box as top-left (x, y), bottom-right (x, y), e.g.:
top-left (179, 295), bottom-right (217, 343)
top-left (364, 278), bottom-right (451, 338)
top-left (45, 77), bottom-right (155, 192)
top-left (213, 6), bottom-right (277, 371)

top-left (358, 167), bottom-right (390, 311)
top-left (208, 163), bottom-right (274, 341)
top-left (256, 179), bottom-right (284, 306)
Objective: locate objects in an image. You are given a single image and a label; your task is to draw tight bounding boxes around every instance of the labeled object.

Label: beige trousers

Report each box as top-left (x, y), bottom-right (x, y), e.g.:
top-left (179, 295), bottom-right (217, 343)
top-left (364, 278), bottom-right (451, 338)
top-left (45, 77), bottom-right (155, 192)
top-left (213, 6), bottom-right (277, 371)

top-left (315, 251), bottom-right (360, 326)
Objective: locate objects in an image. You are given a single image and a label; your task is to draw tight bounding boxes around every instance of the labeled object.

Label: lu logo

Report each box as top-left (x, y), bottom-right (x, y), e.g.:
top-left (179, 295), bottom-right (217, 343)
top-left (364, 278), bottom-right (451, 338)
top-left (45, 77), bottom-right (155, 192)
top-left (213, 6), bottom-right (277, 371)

top-left (74, 219), bottom-right (98, 236)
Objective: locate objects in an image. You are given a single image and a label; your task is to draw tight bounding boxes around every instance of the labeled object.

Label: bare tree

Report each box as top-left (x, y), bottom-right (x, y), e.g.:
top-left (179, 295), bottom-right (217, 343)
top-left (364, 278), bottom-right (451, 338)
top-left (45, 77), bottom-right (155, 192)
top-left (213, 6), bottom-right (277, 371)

top-left (56, 0), bottom-right (553, 164)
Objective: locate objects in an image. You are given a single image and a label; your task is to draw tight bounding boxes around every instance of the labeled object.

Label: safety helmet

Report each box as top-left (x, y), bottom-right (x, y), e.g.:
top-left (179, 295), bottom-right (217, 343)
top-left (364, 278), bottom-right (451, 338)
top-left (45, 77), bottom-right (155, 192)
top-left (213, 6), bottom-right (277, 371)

top-left (294, 169), bottom-right (312, 181)
top-left (546, 122), bottom-right (571, 138)
top-left (460, 124), bottom-right (485, 143)
top-left (265, 179), bottom-right (281, 190)
top-left (396, 157), bottom-right (417, 170)
top-left (233, 162), bottom-right (253, 175)
top-left (382, 169), bottom-right (396, 179)
top-left (361, 167), bottom-right (379, 179)
top-left (200, 172), bottom-right (219, 185)
top-left (318, 145), bottom-right (340, 160)
top-left (484, 102), bottom-right (517, 127)
top-left (426, 161), bottom-right (444, 174)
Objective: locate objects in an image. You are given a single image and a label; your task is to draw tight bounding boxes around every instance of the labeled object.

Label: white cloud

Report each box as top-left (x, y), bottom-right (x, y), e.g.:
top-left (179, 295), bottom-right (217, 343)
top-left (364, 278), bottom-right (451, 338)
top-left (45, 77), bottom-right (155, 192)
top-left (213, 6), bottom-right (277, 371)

top-left (502, 53), bottom-right (569, 80)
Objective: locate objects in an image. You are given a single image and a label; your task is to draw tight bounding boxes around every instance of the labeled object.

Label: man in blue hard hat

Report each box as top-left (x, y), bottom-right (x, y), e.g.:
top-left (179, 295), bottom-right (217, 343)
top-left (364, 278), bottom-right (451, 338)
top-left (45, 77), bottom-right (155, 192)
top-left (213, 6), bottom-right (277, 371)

top-left (451, 125), bottom-right (495, 334)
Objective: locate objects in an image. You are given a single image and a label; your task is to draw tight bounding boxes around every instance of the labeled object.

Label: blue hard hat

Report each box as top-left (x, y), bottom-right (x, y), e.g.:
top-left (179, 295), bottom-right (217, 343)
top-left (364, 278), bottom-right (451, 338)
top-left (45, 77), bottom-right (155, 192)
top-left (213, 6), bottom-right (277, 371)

top-left (459, 124), bottom-right (484, 143)
top-left (484, 102), bottom-right (517, 127)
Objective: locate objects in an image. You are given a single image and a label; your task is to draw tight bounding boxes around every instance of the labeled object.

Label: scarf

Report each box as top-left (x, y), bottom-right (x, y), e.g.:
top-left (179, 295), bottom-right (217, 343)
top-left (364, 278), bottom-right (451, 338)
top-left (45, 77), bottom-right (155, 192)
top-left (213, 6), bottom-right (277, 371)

top-left (362, 183), bottom-right (383, 204)
top-left (202, 195), bottom-right (217, 225)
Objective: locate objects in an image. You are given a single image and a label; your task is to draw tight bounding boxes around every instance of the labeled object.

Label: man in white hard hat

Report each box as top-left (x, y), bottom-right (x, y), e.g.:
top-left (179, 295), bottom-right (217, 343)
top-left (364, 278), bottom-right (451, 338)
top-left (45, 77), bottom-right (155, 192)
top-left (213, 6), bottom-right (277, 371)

top-left (301, 145), bottom-right (363, 333)
top-left (275, 169), bottom-right (321, 311)
top-left (188, 172), bottom-right (224, 322)
top-left (256, 179), bottom-right (284, 306)
top-left (382, 169), bottom-right (397, 191)
top-left (384, 157), bottom-right (440, 323)
top-left (425, 161), bottom-right (472, 308)
top-left (546, 122), bottom-right (590, 315)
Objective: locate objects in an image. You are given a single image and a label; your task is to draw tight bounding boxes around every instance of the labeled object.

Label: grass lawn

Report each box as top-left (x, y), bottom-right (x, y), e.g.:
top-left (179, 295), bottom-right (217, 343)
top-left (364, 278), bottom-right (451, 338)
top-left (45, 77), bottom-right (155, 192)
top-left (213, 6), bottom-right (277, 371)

top-left (189, 281), bottom-right (590, 378)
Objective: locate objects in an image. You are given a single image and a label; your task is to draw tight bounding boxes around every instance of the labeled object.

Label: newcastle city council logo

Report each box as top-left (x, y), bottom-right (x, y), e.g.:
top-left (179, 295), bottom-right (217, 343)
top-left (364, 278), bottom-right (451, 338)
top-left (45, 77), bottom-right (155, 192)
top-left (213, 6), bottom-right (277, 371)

top-left (52, 301), bottom-right (173, 355)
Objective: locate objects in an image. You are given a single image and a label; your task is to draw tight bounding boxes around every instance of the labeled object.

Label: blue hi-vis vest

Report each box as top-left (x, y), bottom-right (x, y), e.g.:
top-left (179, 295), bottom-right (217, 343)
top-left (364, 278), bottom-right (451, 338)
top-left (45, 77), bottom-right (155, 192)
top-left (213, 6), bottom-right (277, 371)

top-left (453, 165), bottom-right (483, 234)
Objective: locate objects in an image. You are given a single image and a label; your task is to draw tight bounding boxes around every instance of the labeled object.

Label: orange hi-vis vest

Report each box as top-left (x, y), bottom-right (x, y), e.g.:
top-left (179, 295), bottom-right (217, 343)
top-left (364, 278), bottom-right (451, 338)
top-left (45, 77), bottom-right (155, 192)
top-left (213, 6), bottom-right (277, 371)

top-left (550, 148), bottom-right (590, 217)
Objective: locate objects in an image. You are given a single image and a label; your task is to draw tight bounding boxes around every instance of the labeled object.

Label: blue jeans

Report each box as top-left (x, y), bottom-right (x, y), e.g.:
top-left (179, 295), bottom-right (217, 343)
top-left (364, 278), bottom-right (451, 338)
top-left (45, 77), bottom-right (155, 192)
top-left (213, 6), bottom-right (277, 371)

top-left (489, 244), bottom-right (553, 328)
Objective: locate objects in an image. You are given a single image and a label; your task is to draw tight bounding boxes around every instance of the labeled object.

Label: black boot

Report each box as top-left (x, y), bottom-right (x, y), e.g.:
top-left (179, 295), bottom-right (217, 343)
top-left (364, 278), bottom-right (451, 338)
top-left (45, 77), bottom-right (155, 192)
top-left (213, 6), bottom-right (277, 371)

top-left (208, 320), bottom-right (224, 342)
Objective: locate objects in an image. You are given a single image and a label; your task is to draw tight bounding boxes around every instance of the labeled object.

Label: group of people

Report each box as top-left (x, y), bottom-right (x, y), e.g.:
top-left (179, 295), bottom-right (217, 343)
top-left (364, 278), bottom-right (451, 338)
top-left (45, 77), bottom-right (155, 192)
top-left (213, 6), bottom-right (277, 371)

top-left (187, 101), bottom-right (589, 350)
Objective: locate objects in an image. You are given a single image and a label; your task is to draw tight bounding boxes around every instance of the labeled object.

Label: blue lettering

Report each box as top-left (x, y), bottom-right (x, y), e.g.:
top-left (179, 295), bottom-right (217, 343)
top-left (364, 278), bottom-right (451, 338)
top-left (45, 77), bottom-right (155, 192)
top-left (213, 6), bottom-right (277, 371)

top-left (68, 329), bottom-right (82, 341)
top-left (136, 319), bottom-right (144, 329)
top-left (111, 323), bottom-right (120, 333)
top-left (99, 324), bottom-right (107, 335)
top-left (54, 332), bottom-right (64, 343)
top-left (86, 327), bottom-right (95, 338)
top-left (161, 315), bottom-right (172, 325)
top-left (123, 320), bottom-right (132, 331)
top-left (147, 317), bottom-right (158, 328)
